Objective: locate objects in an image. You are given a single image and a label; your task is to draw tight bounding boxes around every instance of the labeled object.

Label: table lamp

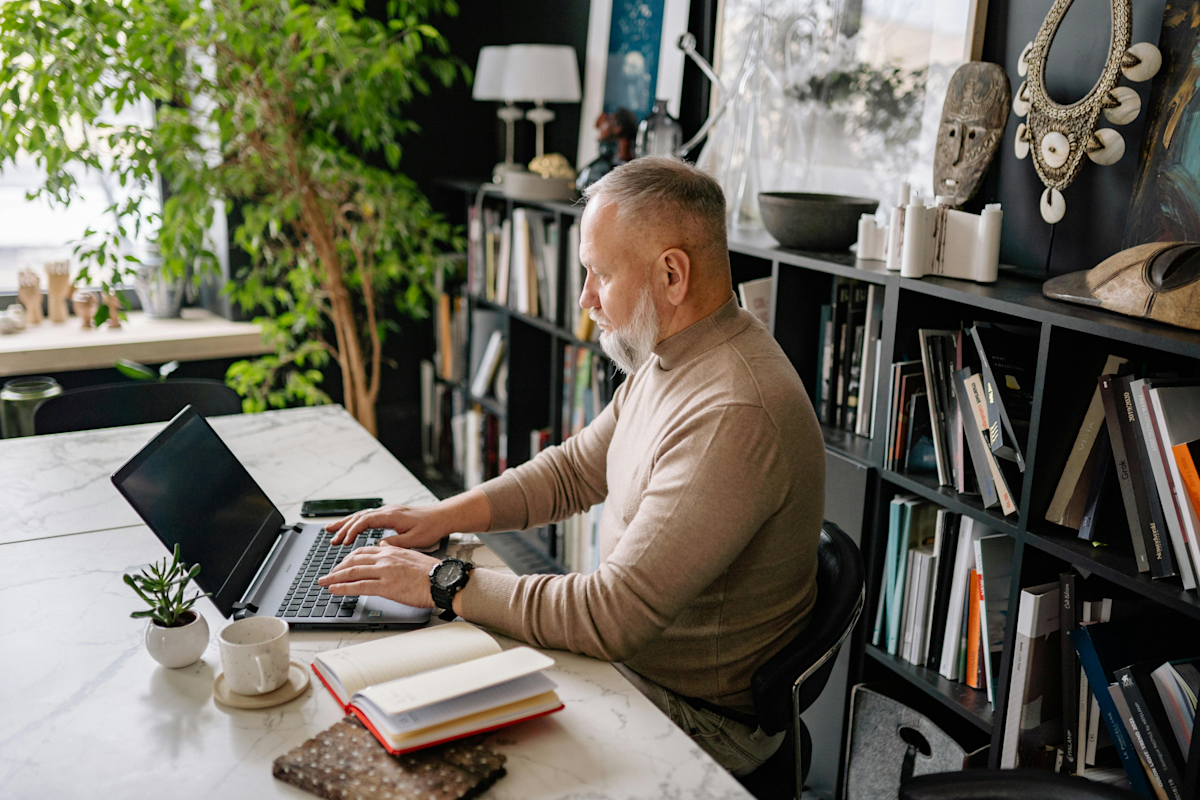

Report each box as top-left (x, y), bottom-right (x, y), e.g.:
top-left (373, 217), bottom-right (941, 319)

top-left (501, 45), bottom-right (581, 160)
top-left (473, 46), bottom-right (524, 184)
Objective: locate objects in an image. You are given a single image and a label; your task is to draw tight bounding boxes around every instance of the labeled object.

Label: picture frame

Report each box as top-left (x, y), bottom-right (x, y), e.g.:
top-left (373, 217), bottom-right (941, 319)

top-left (577, 0), bottom-right (692, 169)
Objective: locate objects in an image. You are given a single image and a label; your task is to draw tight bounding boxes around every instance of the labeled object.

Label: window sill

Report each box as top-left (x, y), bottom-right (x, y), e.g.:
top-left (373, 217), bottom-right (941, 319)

top-left (0, 308), bottom-right (271, 377)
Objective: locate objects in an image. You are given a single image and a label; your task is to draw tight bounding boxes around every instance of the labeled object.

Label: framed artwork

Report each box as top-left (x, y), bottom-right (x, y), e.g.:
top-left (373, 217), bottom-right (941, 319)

top-left (577, 0), bottom-right (692, 168)
top-left (698, 0), bottom-right (988, 226)
top-left (1124, 0), bottom-right (1200, 246)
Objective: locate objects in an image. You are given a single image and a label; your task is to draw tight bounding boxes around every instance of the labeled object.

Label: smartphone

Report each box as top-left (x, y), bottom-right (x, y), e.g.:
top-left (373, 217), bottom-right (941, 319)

top-left (300, 498), bottom-right (383, 518)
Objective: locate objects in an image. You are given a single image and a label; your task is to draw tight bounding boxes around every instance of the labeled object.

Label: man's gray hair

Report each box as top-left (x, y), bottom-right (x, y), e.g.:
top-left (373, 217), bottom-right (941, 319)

top-left (582, 156), bottom-right (728, 268)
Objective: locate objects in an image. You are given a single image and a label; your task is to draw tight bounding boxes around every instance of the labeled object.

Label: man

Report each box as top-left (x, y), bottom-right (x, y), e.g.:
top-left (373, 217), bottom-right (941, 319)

top-left (318, 156), bottom-right (825, 776)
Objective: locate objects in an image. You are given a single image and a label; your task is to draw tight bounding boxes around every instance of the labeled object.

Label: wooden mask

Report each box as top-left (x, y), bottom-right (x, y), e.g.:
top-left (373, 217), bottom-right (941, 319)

top-left (935, 62), bottom-right (1012, 208)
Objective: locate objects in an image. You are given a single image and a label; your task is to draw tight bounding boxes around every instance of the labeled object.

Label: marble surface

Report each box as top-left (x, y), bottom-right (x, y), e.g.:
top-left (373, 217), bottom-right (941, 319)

top-left (0, 526), bottom-right (751, 800)
top-left (0, 406), bottom-right (752, 800)
top-left (0, 405), bottom-right (439, 545)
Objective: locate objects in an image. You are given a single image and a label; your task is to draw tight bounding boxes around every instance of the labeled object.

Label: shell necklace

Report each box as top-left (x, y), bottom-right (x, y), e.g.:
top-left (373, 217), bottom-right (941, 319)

top-left (1012, 0), bottom-right (1160, 223)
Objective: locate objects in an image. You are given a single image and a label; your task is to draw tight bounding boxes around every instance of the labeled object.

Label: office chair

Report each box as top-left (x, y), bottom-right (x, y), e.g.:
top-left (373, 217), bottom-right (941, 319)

top-left (900, 769), bottom-right (1143, 800)
top-left (33, 379), bottom-right (242, 434)
top-left (739, 521), bottom-right (865, 800)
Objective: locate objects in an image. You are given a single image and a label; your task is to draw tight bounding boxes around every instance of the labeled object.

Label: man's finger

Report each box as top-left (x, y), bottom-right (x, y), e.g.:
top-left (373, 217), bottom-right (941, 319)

top-left (326, 579), bottom-right (382, 596)
top-left (319, 564), bottom-right (380, 586)
top-left (331, 511), bottom-right (381, 545)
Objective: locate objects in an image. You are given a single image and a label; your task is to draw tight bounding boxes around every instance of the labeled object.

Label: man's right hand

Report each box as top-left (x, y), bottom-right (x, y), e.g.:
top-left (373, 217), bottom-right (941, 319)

top-left (324, 488), bottom-right (493, 549)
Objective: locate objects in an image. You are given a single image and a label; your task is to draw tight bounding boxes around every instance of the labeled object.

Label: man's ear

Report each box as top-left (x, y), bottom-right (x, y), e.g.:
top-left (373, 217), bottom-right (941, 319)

top-left (661, 248), bottom-right (691, 307)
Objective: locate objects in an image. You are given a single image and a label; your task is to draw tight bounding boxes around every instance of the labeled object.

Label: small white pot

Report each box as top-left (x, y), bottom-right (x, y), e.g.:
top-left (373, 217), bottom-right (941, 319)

top-left (144, 611), bottom-right (209, 668)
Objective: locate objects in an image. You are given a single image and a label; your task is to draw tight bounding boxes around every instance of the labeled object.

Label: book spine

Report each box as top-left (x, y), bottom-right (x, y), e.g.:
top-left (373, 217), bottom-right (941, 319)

top-left (1070, 626), bottom-right (1154, 797)
top-left (1109, 684), bottom-right (1169, 800)
top-left (966, 570), bottom-right (982, 689)
top-left (1060, 571), bottom-right (1080, 774)
top-left (1120, 377), bottom-right (1176, 577)
top-left (1137, 385), bottom-right (1196, 589)
top-left (1174, 444), bottom-right (1200, 520)
top-left (815, 304), bottom-right (831, 421)
top-left (829, 282), bottom-right (851, 426)
top-left (1100, 375), bottom-right (1152, 572)
top-left (955, 369), bottom-right (999, 508)
top-left (925, 512), bottom-right (958, 669)
top-left (1117, 667), bottom-right (1185, 800)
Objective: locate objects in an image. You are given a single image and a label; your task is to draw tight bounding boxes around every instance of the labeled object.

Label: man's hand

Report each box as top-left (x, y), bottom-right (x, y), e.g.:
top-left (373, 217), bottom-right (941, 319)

top-left (317, 546), bottom-right (440, 608)
top-left (325, 504), bottom-right (447, 548)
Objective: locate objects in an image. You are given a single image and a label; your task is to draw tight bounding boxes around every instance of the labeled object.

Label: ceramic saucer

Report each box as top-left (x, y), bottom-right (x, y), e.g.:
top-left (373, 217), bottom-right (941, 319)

top-left (214, 659), bottom-right (310, 709)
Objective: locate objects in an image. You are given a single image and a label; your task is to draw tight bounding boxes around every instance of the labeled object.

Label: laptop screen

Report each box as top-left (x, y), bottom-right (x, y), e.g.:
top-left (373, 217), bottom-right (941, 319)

top-left (112, 407), bottom-right (285, 617)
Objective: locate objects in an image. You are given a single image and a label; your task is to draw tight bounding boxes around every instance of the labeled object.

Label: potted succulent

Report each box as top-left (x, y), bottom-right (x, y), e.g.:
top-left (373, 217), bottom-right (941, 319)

top-left (124, 544), bottom-right (211, 668)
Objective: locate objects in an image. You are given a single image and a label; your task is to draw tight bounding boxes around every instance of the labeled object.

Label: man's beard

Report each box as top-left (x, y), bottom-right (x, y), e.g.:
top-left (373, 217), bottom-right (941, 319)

top-left (591, 289), bottom-right (659, 375)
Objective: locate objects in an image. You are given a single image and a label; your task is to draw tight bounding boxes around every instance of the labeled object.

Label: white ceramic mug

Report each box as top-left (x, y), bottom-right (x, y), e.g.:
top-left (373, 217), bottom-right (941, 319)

top-left (218, 617), bottom-right (290, 696)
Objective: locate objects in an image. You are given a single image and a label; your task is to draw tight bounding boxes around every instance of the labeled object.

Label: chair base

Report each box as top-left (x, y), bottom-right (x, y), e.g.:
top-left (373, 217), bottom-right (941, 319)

top-left (737, 722), bottom-right (812, 800)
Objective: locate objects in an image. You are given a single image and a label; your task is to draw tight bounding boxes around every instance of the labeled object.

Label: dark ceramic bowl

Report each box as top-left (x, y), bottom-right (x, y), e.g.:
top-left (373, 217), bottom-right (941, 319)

top-left (758, 192), bottom-right (880, 252)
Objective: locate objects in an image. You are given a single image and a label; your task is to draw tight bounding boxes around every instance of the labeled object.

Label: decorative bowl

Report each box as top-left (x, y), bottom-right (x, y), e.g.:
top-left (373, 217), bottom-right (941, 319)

top-left (758, 192), bottom-right (880, 252)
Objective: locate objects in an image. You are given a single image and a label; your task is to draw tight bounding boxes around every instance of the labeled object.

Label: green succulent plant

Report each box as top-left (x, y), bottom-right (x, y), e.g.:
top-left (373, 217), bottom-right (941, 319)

top-left (124, 544), bottom-right (210, 628)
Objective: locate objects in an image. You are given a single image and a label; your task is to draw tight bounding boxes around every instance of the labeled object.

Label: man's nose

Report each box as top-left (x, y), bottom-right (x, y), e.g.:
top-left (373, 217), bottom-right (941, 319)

top-left (580, 272), bottom-right (599, 309)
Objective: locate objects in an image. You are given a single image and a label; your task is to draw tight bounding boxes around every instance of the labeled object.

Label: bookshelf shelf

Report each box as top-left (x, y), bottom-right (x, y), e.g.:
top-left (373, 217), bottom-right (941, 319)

top-left (881, 468), bottom-right (1022, 539)
top-left (1023, 529), bottom-right (1200, 623)
top-left (820, 423), bottom-right (875, 468)
top-left (865, 644), bottom-right (993, 731)
top-left (471, 296), bottom-right (606, 356)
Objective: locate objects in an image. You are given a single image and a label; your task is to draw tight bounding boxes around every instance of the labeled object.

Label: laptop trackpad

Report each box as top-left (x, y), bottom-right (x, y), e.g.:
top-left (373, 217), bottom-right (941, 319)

top-left (362, 595), bottom-right (431, 622)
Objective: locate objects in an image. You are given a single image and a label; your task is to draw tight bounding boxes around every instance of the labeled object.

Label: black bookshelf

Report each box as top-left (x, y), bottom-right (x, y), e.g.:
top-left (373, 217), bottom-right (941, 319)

top-left (438, 180), bottom-right (1200, 790)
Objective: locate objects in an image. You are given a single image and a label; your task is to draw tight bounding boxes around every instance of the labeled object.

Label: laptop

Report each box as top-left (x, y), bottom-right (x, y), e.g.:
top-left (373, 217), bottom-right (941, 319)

top-left (111, 405), bottom-right (431, 630)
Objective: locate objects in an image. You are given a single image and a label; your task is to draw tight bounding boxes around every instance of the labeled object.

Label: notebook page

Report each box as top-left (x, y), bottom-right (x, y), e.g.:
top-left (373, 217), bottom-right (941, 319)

top-left (313, 622), bottom-right (501, 698)
top-left (356, 646), bottom-right (555, 716)
top-left (362, 672), bottom-right (557, 735)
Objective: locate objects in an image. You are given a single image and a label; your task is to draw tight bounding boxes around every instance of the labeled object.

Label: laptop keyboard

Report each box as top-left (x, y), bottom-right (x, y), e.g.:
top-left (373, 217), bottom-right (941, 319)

top-left (278, 530), bottom-right (384, 619)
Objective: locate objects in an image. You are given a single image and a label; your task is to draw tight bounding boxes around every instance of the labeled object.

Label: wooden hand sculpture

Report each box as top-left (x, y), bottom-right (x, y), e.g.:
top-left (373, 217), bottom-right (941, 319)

top-left (72, 289), bottom-right (99, 329)
top-left (45, 260), bottom-right (73, 323)
top-left (16, 269), bottom-right (43, 325)
top-left (101, 291), bottom-right (122, 329)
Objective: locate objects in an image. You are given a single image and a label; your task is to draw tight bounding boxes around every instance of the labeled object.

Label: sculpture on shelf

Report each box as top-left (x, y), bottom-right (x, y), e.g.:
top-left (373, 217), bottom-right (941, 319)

top-left (576, 109), bottom-right (637, 193)
top-left (16, 269), bottom-right (42, 325)
top-left (856, 182), bottom-right (1003, 283)
top-left (935, 63), bottom-right (1011, 208)
top-left (0, 303), bottom-right (26, 335)
top-left (45, 260), bottom-right (72, 323)
top-left (72, 290), bottom-right (99, 329)
top-left (1013, 0), bottom-right (1160, 223)
top-left (1043, 241), bottom-right (1200, 330)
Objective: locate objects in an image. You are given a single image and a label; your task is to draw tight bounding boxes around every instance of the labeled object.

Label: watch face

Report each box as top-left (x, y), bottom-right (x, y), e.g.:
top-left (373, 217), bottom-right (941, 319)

top-left (435, 562), bottom-right (463, 588)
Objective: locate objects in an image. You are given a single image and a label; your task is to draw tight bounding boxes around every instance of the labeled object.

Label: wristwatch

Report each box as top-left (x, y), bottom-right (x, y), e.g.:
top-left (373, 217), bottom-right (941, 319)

top-left (429, 557), bottom-right (474, 621)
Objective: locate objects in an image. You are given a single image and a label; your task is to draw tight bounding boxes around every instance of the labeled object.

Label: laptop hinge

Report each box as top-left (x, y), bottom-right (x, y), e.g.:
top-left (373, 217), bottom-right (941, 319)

top-left (234, 526), bottom-right (295, 618)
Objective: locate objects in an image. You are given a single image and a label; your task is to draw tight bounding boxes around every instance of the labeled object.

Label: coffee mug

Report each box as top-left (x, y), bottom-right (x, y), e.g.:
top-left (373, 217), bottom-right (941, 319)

top-left (219, 617), bottom-right (290, 696)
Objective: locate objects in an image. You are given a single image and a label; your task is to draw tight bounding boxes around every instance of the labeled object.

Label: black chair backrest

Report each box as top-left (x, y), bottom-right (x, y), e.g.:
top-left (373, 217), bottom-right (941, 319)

top-left (751, 521), bottom-right (864, 735)
top-left (33, 380), bottom-right (242, 435)
top-left (900, 769), bottom-right (1143, 800)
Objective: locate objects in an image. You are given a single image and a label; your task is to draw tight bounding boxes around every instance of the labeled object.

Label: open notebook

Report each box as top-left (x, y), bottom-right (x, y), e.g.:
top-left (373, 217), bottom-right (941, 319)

top-left (311, 622), bottom-right (563, 754)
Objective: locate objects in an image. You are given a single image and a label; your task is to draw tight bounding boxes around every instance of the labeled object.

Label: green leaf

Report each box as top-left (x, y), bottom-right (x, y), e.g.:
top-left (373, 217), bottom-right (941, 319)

top-left (115, 358), bottom-right (155, 381)
top-left (94, 304), bottom-right (110, 326)
top-left (158, 361), bottom-right (180, 380)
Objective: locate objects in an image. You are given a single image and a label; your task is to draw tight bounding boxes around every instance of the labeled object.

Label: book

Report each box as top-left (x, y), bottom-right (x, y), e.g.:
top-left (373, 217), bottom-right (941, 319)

top-left (1001, 582), bottom-right (1061, 769)
top-left (1079, 425), bottom-right (1129, 546)
top-left (311, 622), bottom-right (563, 755)
top-left (1116, 375), bottom-right (1176, 578)
top-left (1108, 683), bottom-right (1165, 800)
top-left (816, 305), bottom-right (833, 422)
top-left (1060, 571), bottom-right (1081, 774)
top-left (1069, 613), bottom-right (1200, 796)
top-left (1047, 354), bottom-right (1129, 528)
top-left (1150, 385), bottom-right (1200, 575)
top-left (840, 283), bottom-right (869, 429)
top-left (1144, 382), bottom-right (1200, 585)
top-left (969, 323), bottom-right (1038, 471)
top-left (1151, 659), bottom-right (1199, 756)
top-left (738, 276), bottom-right (773, 329)
top-left (966, 569), bottom-right (983, 690)
top-left (1118, 661), bottom-right (1188, 800)
top-left (955, 367), bottom-right (1000, 509)
top-left (496, 218), bottom-right (512, 307)
top-left (855, 285), bottom-right (884, 437)
top-left (469, 331), bottom-right (505, 399)
top-left (272, 717), bottom-right (508, 800)
top-left (889, 361), bottom-right (925, 470)
top-left (828, 280), bottom-right (852, 426)
top-left (924, 509), bottom-right (959, 669)
top-left (919, 329), bottom-right (957, 486)
top-left (905, 390), bottom-right (937, 474)
top-left (975, 533), bottom-right (1015, 703)
top-left (939, 517), bottom-right (992, 680)
top-left (964, 372), bottom-right (1017, 515)
top-left (1100, 374), bottom-right (1153, 573)
top-left (884, 497), bottom-right (936, 656)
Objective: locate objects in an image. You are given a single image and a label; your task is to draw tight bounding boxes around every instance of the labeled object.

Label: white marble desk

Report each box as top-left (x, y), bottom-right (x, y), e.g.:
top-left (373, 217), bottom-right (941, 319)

top-left (0, 407), bottom-right (752, 800)
top-left (0, 405), bottom-right (439, 545)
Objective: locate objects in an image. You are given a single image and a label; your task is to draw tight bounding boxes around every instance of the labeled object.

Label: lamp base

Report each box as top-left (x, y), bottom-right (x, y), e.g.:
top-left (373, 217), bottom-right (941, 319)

top-left (492, 161), bottom-right (527, 185)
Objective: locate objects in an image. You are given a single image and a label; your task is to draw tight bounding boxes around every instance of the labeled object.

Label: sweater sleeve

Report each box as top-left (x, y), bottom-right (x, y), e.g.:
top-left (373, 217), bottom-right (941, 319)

top-left (477, 379), bottom-right (625, 532)
top-left (460, 404), bottom-right (789, 663)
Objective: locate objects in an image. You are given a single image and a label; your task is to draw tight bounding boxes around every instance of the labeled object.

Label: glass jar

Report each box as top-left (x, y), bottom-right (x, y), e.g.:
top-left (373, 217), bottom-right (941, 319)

top-left (635, 100), bottom-right (683, 158)
top-left (1, 377), bottom-right (62, 438)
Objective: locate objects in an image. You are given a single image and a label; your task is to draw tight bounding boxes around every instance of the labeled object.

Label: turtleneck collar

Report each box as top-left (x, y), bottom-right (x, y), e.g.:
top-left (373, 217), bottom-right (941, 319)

top-left (652, 294), bottom-right (747, 371)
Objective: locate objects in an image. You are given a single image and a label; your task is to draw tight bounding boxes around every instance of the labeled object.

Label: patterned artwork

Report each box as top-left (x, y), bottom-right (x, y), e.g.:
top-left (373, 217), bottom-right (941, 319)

top-left (604, 0), bottom-right (666, 120)
top-left (1125, 0), bottom-right (1200, 246)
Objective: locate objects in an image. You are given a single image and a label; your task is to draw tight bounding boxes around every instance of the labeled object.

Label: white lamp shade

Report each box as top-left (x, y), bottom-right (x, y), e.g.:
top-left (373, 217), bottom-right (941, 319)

top-left (501, 45), bottom-right (581, 103)
top-left (473, 46), bottom-right (509, 101)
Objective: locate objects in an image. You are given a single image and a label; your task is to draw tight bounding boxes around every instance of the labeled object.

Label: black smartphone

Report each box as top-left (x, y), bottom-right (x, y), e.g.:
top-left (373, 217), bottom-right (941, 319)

top-left (300, 498), bottom-right (383, 518)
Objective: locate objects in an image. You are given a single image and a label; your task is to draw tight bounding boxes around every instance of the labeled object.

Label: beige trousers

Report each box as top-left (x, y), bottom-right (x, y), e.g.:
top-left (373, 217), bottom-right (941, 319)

top-left (616, 664), bottom-right (785, 777)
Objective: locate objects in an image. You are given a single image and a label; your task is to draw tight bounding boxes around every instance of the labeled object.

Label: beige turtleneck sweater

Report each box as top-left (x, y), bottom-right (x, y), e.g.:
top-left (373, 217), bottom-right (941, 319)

top-left (460, 295), bottom-right (825, 711)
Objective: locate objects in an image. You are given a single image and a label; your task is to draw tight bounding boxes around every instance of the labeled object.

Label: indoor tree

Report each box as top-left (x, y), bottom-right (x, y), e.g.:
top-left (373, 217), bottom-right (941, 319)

top-left (0, 0), bottom-right (465, 434)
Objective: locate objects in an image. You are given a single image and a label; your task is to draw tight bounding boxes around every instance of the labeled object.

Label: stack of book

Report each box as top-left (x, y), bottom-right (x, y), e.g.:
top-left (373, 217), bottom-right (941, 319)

top-left (561, 345), bottom-right (613, 442)
top-left (814, 278), bottom-right (885, 437)
top-left (1002, 573), bottom-right (1200, 798)
top-left (885, 323), bottom-right (1036, 517)
top-left (420, 359), bottom-right (505, 489)
top-left (559, 503), bottom-right (604, 574)
top-left (872, 498), bottom-right (1011, 702)
top-left (467, 205), bottom-right (561, 324)
top-left (1048, 369), bottom-right (1200, 590)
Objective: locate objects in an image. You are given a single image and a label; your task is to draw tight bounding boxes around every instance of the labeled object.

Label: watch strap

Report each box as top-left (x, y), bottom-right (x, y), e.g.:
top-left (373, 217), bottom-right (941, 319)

top-left (430, 559), bottom-right (473, 621)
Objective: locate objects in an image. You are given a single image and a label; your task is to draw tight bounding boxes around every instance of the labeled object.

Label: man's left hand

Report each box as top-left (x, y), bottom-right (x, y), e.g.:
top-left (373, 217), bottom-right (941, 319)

top-left (317, 546), bottom-right (440, 608)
